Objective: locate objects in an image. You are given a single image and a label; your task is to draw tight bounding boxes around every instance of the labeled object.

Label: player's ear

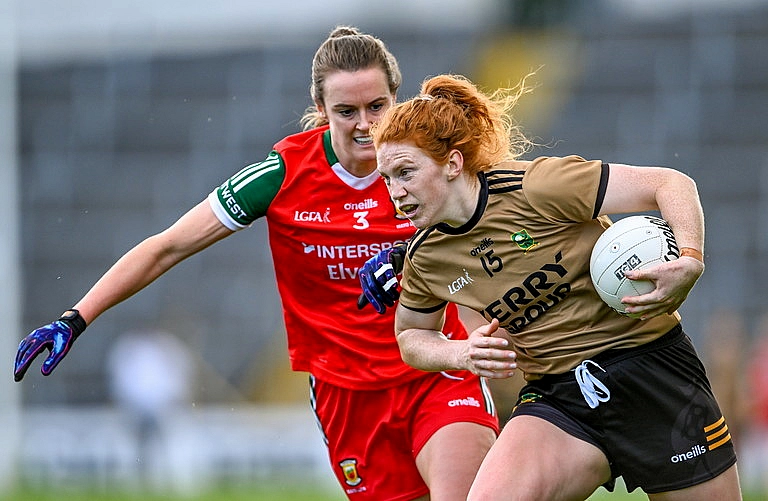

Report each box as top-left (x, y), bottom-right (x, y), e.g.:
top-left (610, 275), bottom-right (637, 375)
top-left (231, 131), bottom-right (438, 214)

top-left (316, 100), bottom-right (327, 119)
top-left (446, 149), bottom-right (464, 180)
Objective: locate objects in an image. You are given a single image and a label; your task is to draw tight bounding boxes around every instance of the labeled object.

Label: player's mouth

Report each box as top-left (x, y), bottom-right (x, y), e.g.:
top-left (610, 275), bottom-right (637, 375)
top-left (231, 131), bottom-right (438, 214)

top-left (398, 203), bottom-right (419, 218)
top-left (354, 135), bottom-right (373, 146)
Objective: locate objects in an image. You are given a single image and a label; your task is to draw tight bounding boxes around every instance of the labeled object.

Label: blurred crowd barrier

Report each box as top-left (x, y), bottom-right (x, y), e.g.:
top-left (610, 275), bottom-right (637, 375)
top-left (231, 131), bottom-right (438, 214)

top-left (16, 404), bottom-right (334, 494)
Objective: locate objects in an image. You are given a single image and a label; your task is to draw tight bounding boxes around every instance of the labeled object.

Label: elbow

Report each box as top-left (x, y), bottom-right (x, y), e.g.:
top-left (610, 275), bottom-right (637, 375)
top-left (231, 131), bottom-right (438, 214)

top-left (397, 341), bottom-right (420, 370)
top-left (396, 332), bottom-right (427, 370)
top-left (680, 170), bottom-right (698, 191)
top-left (669, 168), bottom-right (699, 194)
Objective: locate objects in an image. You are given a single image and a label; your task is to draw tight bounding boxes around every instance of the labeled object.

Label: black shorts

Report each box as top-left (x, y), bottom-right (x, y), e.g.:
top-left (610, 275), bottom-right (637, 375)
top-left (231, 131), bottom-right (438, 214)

top-left (511, 324), bottom-right (737, 494)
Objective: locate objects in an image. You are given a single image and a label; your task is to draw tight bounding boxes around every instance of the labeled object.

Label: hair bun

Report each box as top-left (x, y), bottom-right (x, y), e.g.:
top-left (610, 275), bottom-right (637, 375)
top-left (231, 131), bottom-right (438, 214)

top-left (329, 26), bottom-right (361, 38)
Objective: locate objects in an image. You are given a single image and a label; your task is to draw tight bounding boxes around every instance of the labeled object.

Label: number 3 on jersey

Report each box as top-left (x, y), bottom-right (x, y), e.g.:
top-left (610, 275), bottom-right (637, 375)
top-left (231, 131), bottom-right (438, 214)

top-left (353, 211), bottom-right (370, 230)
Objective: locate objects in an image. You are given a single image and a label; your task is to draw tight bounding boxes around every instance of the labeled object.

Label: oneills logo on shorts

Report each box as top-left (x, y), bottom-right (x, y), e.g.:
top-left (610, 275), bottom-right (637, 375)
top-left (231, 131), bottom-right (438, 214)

top-left (340, 458), bottom-right (362, 486)
top-left (669, 416), bottom-right (731, 463)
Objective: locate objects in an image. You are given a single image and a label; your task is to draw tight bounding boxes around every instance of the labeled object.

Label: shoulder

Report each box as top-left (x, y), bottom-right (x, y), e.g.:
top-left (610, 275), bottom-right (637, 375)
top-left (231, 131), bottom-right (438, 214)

top-left (484, 163), bottom-right (526, 193)
top-left (406, 226), bottom-right (441, 259)
top-left (524, 155), bottom-right (601, 177)
top-left (522, 155), bottom-right (607, 222)
top-left (274, 126), bottom-right (328, 153)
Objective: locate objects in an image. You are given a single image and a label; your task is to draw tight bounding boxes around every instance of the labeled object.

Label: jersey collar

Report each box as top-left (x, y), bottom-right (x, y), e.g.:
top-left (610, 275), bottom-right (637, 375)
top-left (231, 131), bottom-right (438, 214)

top-left (435, 172), bottom-right (489, 235)
top-left (323, 129), bottom-right (339, 166)
top-left (322, 128), bottom-right (379, 190)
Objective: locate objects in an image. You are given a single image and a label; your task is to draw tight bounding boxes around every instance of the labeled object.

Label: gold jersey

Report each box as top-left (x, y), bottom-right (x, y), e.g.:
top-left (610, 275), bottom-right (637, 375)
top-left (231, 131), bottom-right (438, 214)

top-left (399, 155), bottom-right (681, 379)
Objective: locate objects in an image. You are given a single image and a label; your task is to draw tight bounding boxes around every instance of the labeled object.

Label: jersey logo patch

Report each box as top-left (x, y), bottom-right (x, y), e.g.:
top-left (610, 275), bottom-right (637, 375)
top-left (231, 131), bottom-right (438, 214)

top-left (339, 458), bottom-right (362, 486)
top-left (294, 207), bottom-right (331, 223)
top-left (510, 229), bottom-right (539, 252)
top-left (512, 392), bottom-right (542, 413)
top-left (448, 269), bottom-right (475, 295)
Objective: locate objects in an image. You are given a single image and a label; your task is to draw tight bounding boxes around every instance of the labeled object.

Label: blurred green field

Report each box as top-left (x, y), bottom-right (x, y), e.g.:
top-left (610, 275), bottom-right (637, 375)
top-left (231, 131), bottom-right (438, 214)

top-left (0, 484), bottom-right (344, 501)
top-left (2, 483), bottom-right (764, 500)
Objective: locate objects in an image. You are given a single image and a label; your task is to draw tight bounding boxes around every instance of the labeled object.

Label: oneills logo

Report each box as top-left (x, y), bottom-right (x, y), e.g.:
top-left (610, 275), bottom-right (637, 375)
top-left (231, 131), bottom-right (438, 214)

top-left (340, 458), bottom-right (362, 486)
top-left (669, 416), bottom-right (732, 463)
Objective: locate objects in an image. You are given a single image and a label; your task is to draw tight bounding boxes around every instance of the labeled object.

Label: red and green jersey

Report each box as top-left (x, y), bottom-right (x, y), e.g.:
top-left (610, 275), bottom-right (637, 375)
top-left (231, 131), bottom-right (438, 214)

top-left (209, 126), bottom-right (467, 389)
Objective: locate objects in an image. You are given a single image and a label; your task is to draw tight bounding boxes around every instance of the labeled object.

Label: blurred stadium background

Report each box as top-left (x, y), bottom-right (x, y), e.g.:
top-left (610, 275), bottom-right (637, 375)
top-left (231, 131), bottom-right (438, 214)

top-left (3, 0), bottom-right (768, 498)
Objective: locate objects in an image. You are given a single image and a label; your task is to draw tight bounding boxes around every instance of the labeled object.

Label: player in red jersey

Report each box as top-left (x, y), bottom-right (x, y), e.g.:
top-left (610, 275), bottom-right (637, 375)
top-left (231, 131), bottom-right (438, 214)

top-left (14, 27), bottom-right (502, 500)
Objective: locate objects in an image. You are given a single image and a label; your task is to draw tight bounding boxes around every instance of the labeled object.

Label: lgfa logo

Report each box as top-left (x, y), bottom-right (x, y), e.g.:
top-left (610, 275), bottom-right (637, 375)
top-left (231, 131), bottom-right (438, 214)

top-left (294, 207), bottom-right (331, 223)
top-left (448, 269), bottom-right (474, 295)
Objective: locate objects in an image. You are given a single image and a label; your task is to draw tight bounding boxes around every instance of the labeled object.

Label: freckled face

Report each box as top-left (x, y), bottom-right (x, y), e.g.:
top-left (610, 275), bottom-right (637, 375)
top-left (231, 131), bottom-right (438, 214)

top-left (377, 142), bottom-right (454, 229)
top-left (317, 67), bottom-right (395, 177)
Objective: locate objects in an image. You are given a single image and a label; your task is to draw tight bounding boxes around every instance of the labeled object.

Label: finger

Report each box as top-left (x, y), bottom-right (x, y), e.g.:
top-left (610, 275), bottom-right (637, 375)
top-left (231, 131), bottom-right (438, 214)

top-left (41, 351), bottom-right (65, 376)
top-left (13, 363), bottom-right (29, 382)
top-left (14, 344), bottom-right (46, 382)
top-left (41, 335), bottom-right (72, 376)
top-left (15, 339), bottom-right (30, 366)
top-left (363, 289), bottom-right (385, 314)
top-left (361, 274), bottom-right (384, 312)
top-left (476, 318), bottom-right (500, 337)
top-left (475, 364), bottom-right (517, 379)
top-left (13, 354), bottom-right (33, 381)
top-left (16, 339), bottom-right (46, 368)
top-left (15, 335), bottom-right (42, 363)
top-left (365, 270), bottom-right (393, 304)
top-left (482, 371), bottom-right (516, 379)
top-left (374, 262), bottom-right (395, 281)
top-left (472, 345), bottom-right (516, 360)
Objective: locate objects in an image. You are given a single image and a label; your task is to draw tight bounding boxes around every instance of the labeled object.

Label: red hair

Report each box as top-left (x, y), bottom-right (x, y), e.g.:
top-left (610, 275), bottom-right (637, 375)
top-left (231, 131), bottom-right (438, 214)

top-left (373, 74), bottom-right (533, 176)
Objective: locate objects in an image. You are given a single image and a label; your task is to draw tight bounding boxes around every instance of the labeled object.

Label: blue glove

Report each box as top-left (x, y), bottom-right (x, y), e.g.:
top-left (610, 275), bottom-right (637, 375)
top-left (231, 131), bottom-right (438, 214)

top-left (358, 243), bottom-right (406, 314)
top-left (14, 309), bottom-right (87, 382)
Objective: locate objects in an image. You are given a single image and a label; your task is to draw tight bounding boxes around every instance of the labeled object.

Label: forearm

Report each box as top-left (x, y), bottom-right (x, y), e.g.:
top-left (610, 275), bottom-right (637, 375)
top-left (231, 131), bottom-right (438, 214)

top-left (654, 171), bottom-right (705, 253)
top-left (73, 234), bottom-right (186, 324)
top-left (73, 200), bottom-right (232, 324)
top-left (396, 328), bottom-right (467, 372)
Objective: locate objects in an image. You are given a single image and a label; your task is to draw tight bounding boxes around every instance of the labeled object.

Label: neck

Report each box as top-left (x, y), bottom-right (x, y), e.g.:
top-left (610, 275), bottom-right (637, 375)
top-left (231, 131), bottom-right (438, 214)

top-left (338, 158), bottom-right (377, 178)
top-left (443, 175), bottom-right (480, 228)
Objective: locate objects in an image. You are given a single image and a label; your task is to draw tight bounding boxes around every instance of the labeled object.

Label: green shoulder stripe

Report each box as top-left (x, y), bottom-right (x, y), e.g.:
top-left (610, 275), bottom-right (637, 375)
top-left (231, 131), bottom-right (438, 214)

top-left (219, 151), bottom-right (286, 224)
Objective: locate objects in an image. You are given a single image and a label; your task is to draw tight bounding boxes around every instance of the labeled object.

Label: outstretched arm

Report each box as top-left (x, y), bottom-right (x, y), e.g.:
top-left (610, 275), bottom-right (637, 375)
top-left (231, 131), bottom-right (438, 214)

top-left (14, 200), bottom-right (233, 381)
top-left (74, 200), bottom-right (233, 324)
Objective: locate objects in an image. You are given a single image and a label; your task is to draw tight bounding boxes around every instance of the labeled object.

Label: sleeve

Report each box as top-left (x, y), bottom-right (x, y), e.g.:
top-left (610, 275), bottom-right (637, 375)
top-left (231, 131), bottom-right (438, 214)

top-left (398, 255), bottom-right (448, 313)
top-left (523, 155), bottom-right (606, 223)
top-left (208, 151), bottom-right (285, 230)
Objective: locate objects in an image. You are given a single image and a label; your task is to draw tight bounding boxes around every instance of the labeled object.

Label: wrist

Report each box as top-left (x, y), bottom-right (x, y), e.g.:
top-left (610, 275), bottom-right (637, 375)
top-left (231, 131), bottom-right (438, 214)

top-left (680, 247), bottom-right (704, 263)
top-left (58, 309), bottom-right (87, 338)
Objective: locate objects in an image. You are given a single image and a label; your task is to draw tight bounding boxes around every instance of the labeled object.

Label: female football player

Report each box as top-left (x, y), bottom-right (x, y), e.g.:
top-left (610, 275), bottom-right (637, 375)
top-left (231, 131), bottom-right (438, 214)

top-left (361, 73), bottom-right (742, 500)
top-left (14, 28), bottom-right (502, 500)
